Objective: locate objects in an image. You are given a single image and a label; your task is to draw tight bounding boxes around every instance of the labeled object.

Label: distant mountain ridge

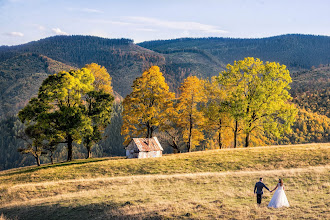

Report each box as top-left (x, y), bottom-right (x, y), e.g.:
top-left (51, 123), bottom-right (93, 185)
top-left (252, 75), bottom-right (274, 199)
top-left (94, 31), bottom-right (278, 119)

top-left (138, 34), bottom-right (330, 70)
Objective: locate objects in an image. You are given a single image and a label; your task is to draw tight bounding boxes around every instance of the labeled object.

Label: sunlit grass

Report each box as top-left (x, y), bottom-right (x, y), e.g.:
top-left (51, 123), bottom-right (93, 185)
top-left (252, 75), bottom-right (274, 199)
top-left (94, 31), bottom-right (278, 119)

top-left (0, 143), bottom-right (329, 185)
top-left (0, 166), bottom-right (329, 219)
top-left (0, 143), bottom-right (329, 219)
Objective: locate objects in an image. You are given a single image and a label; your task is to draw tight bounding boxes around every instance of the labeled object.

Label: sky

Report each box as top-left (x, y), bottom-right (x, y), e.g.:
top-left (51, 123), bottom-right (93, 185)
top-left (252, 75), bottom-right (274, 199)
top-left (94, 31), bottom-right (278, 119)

top-left (1, 0), bottom-right (330, 46)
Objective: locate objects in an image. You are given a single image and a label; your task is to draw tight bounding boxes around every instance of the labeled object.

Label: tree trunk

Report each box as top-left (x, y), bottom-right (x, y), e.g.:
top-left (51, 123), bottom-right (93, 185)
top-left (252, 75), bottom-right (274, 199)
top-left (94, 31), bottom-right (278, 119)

top-left (245, 132), bottom-right (250, 147)
top-left (187, 114), bottom-right (193, 152)
top-left (67, 134), bottom-right (73, 161)
top-left (218, 118), bottom-right (222, 149)
top-left (85, 138), bottom-right (92, 159)
top-left (50, 154), bottom-right (54, 164)
top-left (35, 156), bottom-right (41, 166)
top-left (87, 149), bottom-right (92, 159)
top-left (86, 144), bottom-right (92, 159)
top-left (171, 139), bottom-right (181, 153)
top-left (233, 120), bottom-right (238, 148)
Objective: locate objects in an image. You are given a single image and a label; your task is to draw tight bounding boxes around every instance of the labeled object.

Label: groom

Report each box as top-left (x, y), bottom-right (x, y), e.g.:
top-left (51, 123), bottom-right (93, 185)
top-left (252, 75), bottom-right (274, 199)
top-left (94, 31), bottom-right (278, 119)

top-left (254, 177), bottom-right (270, 205)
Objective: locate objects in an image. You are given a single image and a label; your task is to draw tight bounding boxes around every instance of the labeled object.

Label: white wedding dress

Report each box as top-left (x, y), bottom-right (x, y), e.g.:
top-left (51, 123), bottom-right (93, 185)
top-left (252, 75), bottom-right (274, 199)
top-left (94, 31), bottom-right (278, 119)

top-left (268, 183), bottom-right (290, 208)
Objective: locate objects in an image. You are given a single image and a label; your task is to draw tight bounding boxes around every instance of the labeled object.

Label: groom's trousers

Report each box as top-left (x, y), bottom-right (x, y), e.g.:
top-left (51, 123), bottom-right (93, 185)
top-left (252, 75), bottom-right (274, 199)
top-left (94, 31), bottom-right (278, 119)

top-left (257, 194), bottom-right (262, 204)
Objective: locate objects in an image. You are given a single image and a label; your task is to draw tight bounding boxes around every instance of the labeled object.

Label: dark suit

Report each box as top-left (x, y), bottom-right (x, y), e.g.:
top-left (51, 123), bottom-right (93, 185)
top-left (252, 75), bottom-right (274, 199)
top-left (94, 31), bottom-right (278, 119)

top-left (254, 181), bottom-right (270, 204)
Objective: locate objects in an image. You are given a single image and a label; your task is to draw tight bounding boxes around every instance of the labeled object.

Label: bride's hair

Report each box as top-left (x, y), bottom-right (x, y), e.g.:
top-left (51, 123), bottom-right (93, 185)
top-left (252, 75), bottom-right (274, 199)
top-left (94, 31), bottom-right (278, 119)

top-left (279, 179), bottom-right (284, 186)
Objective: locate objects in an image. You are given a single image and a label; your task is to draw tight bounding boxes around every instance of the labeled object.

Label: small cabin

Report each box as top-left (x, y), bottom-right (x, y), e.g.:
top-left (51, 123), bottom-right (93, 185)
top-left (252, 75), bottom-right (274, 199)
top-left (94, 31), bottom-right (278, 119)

top-left (125, 137), bottom-right (163, 159)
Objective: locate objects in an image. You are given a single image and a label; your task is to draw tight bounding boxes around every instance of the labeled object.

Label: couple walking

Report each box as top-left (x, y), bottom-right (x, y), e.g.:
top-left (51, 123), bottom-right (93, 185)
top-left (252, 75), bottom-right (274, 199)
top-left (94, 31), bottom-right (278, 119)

top-left (254, 177), bottom-right (290, 208)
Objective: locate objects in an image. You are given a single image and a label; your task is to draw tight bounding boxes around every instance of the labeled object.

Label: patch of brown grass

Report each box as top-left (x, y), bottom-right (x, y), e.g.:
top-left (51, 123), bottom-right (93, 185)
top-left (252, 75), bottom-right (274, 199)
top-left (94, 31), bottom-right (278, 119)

top-left (0, 166), bottom-right (329, 219)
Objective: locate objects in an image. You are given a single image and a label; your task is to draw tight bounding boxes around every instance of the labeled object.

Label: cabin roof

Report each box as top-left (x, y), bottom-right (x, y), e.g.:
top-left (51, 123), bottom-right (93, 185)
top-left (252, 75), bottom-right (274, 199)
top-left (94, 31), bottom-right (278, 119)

top-left (129, 137), bottom-right (163, 152)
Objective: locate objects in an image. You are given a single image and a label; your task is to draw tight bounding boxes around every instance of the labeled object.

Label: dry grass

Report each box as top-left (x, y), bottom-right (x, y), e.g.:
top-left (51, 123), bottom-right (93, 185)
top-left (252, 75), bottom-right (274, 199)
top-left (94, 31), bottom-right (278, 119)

top-left (0, 166), bottom-right (329, 219)
top-left (0, 143), bottom-right (329, 185)
top-left (0, 143), bottom-right (329, 219)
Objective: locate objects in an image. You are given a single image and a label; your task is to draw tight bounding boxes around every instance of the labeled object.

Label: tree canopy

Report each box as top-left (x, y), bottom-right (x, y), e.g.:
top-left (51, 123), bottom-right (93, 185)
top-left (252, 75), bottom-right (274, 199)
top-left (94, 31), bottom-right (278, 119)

top-left (218, 57), bottom-right (297, 147)
top-left (121, 66), bottom-right (175, 145)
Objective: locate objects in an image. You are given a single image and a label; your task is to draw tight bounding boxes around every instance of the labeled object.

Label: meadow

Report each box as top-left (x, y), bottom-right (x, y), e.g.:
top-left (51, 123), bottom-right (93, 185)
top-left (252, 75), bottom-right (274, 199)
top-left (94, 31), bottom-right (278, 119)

top-left (0, 143), bottom-right (329, 219)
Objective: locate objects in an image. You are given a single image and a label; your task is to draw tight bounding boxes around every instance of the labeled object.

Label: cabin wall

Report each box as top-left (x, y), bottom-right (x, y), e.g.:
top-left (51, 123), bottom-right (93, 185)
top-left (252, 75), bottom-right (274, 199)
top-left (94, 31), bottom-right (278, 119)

top-left (126, 142), bottom-right (139, 158)
top-left (138, 151), bottom-right (162, 158)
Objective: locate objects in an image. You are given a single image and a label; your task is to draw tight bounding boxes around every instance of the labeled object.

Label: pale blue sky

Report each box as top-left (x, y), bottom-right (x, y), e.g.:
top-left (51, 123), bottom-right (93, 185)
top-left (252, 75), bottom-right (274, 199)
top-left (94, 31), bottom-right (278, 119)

top-left (1, 0), bottom-right (330, 46)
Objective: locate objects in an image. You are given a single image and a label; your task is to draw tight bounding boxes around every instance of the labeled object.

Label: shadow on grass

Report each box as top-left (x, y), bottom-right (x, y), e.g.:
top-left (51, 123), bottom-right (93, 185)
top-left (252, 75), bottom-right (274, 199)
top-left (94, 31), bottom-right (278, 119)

top-left (0, 157), bottom-right (125, 177)
top-left (0, 201), bottom-right (163, 220)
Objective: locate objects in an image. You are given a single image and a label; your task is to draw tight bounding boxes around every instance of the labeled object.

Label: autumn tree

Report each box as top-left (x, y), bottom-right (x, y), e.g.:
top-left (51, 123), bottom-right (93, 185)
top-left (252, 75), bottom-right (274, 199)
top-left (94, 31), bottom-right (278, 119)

top-left (218, 57), bottom-right (297, 147)
top-left (203, 77), bottom-right (231, 149)
top-left (121, 66), bottom-right (175, 145)
top-left (83, 63), bottom-right (114, 158)
top-left (85, 63), bottom-right (113, 94)
top-left (176, 76), bottom-right (206, 152)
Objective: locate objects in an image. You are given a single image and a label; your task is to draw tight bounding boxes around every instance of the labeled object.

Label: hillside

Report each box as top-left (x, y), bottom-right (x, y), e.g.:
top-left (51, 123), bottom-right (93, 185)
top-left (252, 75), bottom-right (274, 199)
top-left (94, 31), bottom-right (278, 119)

top-left (0, 53), bottom-right (75, 117)
top-left (138, 34), bottom-right (330, 70)
top-left (291, 65), bottom-right (330, 117)
top-left (0, 143), bottom-right (329, 219)
top-left (0, 36), bottom-right (166, 97)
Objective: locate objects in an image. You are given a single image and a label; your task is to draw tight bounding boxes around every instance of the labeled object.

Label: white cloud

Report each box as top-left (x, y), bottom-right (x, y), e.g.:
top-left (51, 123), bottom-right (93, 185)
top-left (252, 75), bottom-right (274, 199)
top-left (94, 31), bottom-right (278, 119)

top-left (125, 16), bottom-right (228, 34)
top-left (88, 19), bottom-right (132, 26)
top-left (4, 32), bottom-right (24, 37)
top-left (66, 7), bottom-right (103, 13)
top-left (52, 28), bottom-right (68, 35)
top-left (135, 28), bottom-right (157, 32)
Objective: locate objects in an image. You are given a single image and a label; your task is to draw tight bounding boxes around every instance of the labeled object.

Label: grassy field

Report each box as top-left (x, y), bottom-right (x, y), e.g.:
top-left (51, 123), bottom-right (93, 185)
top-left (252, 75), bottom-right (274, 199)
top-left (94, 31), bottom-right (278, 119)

top-left (0, 143), bottom-right (329, 219)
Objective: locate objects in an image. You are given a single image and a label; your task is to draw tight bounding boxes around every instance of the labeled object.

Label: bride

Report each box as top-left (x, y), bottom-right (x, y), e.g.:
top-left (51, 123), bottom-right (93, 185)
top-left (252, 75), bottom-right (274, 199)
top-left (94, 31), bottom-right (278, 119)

top-left (268, 179), bottom-right (290, 208)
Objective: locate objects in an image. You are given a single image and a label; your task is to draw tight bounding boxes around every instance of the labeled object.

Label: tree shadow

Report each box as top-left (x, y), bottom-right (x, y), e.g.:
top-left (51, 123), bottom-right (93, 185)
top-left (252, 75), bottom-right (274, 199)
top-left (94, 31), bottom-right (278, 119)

top-left (0, 157), bottom-right (125, 177)
top-left (0, 201), bottom-right (164, 220)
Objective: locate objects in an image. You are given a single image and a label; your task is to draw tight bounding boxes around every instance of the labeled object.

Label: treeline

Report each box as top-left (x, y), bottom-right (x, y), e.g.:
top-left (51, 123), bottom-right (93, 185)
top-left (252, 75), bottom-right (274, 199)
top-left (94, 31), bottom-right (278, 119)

top-left (1, 58), bottom-right (330, 170)
top-left (139, 34), bottom-right (330, 69)
top-left (122, 58), bottom-right (297, 152)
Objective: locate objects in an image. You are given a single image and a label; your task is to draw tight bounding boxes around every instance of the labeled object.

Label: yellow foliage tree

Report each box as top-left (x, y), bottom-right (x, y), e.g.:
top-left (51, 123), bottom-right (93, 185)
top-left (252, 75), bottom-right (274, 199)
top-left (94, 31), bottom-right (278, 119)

top-left (121, 66), bottom-right (175, 145)
top-left (176, 76), bottom-right (207, 152)
top-left (218, 57), bottom-right (297, 147)
top-left (203, 77), bottom-right (233, 149)
top-left (85, 63), bottom-right (113, 94)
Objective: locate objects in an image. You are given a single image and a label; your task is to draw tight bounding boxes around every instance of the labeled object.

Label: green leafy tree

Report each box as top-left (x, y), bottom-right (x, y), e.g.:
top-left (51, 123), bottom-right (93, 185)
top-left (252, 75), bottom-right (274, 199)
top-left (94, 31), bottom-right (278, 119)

top-left (83, 90), bottom-right (114, 158)
top-left (121, 66), bottom-right (175, 145)
top-left (218, 57), bottom-right (297, 147)
top-left (19, 68), bottom-right (95, 161)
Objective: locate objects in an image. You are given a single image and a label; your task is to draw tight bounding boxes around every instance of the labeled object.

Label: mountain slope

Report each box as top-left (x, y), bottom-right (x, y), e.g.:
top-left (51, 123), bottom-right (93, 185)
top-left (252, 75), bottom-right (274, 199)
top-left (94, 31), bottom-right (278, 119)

top-left (291, 65), bottom-right (330, 117)
top-left (0, 53), bottom-right (75, 117)
top-left (138, 34), bottom-right (330, 70)
top-left (0, 36), bottom-right (166, 97)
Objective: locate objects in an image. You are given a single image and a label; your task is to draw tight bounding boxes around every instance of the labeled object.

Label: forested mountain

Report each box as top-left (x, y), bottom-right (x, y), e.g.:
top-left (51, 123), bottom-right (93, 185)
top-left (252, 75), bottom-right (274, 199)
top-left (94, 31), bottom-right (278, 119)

top-left (291, 65), bottom-right (330, 117)
top-left (0, 36), bottom-right (166, 97)
top-left (0, 53), bottom-right (75, 118)
top-left (0, 34), bottom-right (329, 170)
top-left (138, 34), bottom-right (330, 70)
